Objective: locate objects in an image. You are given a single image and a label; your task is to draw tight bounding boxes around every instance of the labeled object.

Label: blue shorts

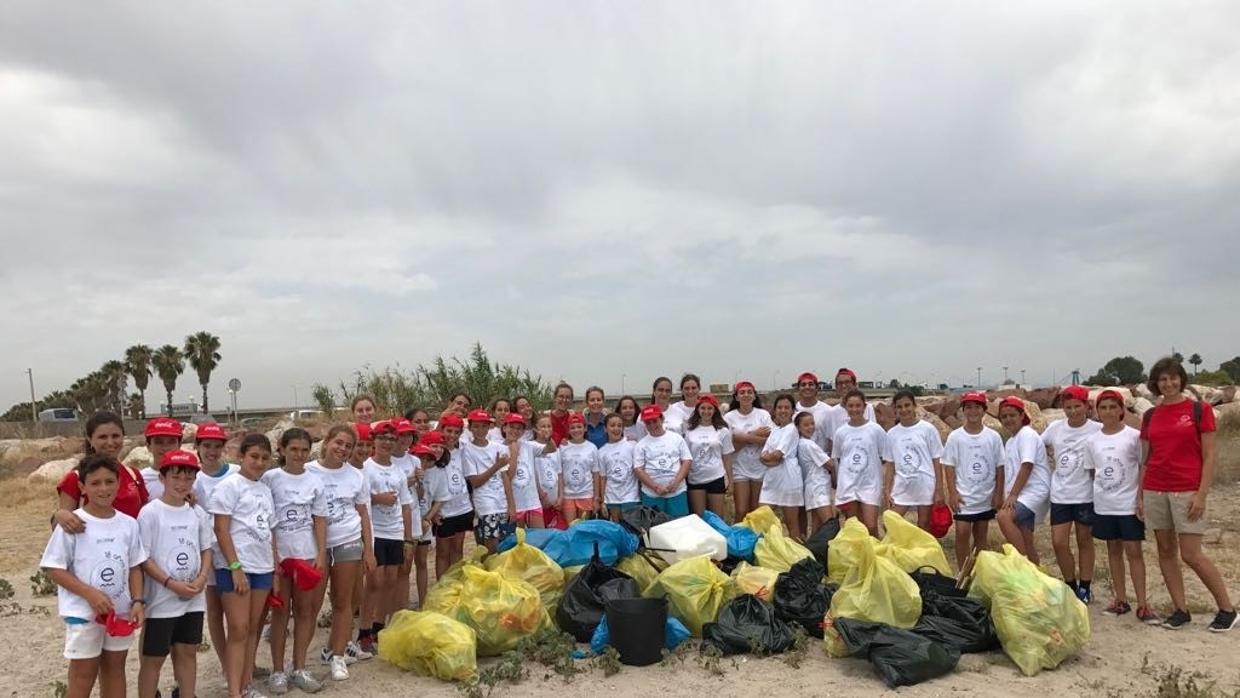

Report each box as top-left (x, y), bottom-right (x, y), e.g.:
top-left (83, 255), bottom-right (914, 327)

top-left (1013, 502), bottom-right (1036, 530)
top-left (1050, 502), bottom-right (1094, 527)
top-left (606, 502), bottom-right (641, 515)
top-left (214, 569), bottom-right (275, 593)
top-left (639, 492), bottom-right (689, 518)
top-left (1092, 513), bottom-right (1145, 542)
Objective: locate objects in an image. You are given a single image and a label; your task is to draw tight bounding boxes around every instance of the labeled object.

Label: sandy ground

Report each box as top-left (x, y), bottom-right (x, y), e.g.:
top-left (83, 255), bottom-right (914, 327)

top-left (3, 478), bottom-right (1239, 698)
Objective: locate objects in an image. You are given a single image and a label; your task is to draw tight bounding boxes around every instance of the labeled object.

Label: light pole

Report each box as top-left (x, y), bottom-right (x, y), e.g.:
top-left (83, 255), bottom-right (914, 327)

top-left (1002, 366), bottom-right (1009, 384)
top-left (976, 367), bottom-right (982, 388)
top-left (292, 385), bottom-right (299, 409)
top-left (620, 374), bottom-right (626, 395)
top-left (1020, 368), bottom-right (1026, 385)
top-left (772, 370), bottom-right (781, 392)
top-left (27, 368), bottom-right (37, 423)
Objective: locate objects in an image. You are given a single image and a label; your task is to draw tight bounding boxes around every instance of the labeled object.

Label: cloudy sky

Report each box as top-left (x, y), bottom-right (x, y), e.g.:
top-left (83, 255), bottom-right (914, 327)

top-left (2, 2), bottom-right (1238, 411)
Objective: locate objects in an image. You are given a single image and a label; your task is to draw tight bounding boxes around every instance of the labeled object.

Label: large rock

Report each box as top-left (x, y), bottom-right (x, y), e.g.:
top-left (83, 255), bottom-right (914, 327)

top-left (922, 413), bottom-right (950, 443)
top-left (0, 436), bottom-right (84, 470)
top-left (1216, 401), bottom-right (1240, 421)
top-left (937, 396), bottom-right (961, 421)
top-left (1028, 387), bottom-right (1060, 409)
top-left (30, 455), bottom-right (82, 481)
top-left (1087, 386), bottom-right (1132, 407)
top-left (181, 422), bottom-right (198, 443)
top-left (1135, 383), bottom-right (1154, 400)
top-left (124, 446), bottom-right (153, 469)
top-left (1223, 386), bottom-right (1237, 404)
top-left (873, 401), bottom-right (896, 431)
top-left (1131, 397), bottom-right (1155, 417)
top-left (265, 419), bottom-right (295, 448)
top-left (1040, 408), bottom-right (1065, 425)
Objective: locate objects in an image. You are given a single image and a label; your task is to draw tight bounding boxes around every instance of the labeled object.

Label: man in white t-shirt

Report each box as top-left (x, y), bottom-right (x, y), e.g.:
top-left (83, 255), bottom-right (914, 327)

top-left (827, 368), bottom-right (876, 438)
top-left (793, 371), bottom-right (835, 451)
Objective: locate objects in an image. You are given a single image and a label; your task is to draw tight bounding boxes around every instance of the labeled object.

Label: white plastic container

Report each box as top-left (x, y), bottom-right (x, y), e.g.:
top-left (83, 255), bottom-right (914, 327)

top-left (647, 514), bottom-right (728, 564)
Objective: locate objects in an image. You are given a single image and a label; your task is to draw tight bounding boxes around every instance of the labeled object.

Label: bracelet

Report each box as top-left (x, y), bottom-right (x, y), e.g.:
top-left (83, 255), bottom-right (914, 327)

top-left (228, 560), bottom-right (243, 571)
top-left (162, 576), bottom-right (171, 588)
top-left (131, 599), bottom-right (146, 605)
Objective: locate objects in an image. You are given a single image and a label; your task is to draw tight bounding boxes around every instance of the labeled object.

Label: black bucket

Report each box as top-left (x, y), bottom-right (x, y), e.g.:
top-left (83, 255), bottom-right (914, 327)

top-left (604, 597), bottom-right (667, 666)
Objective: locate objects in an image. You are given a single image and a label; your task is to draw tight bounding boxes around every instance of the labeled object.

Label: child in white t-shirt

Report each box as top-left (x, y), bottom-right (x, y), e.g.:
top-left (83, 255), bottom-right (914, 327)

top-left (188, 422), bottom-right (236, 675)
top-left (599, 414), bottom-right (641, 521)
top-left (1042, 385), bottom-right (1103, 604)
top-left (831, 391), bottom-right (890, 536)
top-left (359, 420), bottom-right (415, 654)
top-left (208, 433), bottom-right (277, 698)
top-left (996, 397), bottom-right (1051, 564)
top-left (502, 413), bottom-right (554, 529)
top-left (391, 418), bottom-right (419, 614)
top-left (461, 410), bottom-right (514, 552)
top-left (41, 455), bottom-right (148, 698)
top-left (942, 392), bottom-right (1005, 576)
top-left (796, 412), bottom-right (835, 536)
top-left (883, 391), bottom-right (946, 533)
top-left (530, 414), bottom-right (565, 529)
top-left (558, 413), bottom-right (601, 522)
top-left (137, 449), bottom-right (213, 698)
top-left (683, 395), bottom-right (736, 520)
top-left (759, 395), bottom-right (804, 535)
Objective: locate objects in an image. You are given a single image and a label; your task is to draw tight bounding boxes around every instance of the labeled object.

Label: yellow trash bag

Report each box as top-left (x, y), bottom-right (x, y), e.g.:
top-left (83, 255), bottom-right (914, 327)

top-left (644, 554), bottom-right (737, 637)
top-left (485, 528), bottom-right (565, 611)
top-left (421, 548), bottom-right (487, 616)
top-left (377, 610), bottom-right (477, 682)
top-left (824, 519), bottom-right (922, 657)
top-left (739, 505), bottom-right (780, 533)
top-left (562, 564), bottom-right (584, 584)
top-left (826, 516), bottom-right (873, 584)
top-left (967, 545), bottom-right (1090, 676)
top-left (617, 552), bottom-right (665, 594)
top-left (754, 524), bottom-right (814, 572)
top-left (454, 566), bottom-right (547, 656)
top-left (876, 510), bottom-right (953, 577)
top-left (730, 561), bottom-right (779, 602)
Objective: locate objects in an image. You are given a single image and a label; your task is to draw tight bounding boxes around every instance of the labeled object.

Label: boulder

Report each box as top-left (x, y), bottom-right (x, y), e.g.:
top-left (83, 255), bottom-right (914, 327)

top-left (181, 422), bottom-right (199, 443)
top-left (1216, 401), bottom-right (1240, 421)
top-left (30, 455), bottom-right (82, 481)
top-left (1131, 397), bottom-right (1155, 417)
top-left (943, 414), bottom-right (962, 431)
top-left (1028, 387), bottom-right (1060, 409)
top-left (873, 401), bottom-right (896, 431)
top-left (1040, 408), bottom-right (1065, 425)
top-left (937, 396), bottom-right (961, 421)
top-left (0, 436), bottom-right (84, 470)
top-left (266, 419), bottom-right (295, 448)
top-left (1087, 386), bottom-right (1132, 407)
top-left (1123, 411), bottom-right (1143, 430)
top-left (123, 446), bottom-right (153, 469)
top-left (1135, 383), bottom-right (1154, 400)
top-left (922, 413), bottom-right (950, 443)
top-left (982, 414), bottom-right (1004, 435)
top-left (1223, 386), bottom-right (1237, 404)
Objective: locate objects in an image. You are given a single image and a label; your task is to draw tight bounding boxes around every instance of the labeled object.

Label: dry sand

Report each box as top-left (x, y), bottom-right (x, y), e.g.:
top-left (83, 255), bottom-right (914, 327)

top-left (2, 478), bottom-right (1238, 698)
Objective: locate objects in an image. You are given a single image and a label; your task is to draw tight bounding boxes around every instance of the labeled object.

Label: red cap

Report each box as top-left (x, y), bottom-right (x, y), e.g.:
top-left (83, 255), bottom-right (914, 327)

top-left (961, 391), bottom-right (988, 407)
top-left (411, 443), bottom-right (436, 458)
top-left (565, 411), bottom-right (585, 426)
top-left (371, 420), bottom-right (397, 436)
top-left (1095, 389), bottom-right (1126, 407)
top-left (1061, 385), bottom-right (1090, 404)
top-left (503, 413), bottom-right (527, 426)
top-left (419, 430), bottom-right (446, 447)
top-left (144, 417), bottom-right (184, 439)
top-left (836, 368), bottom-right (858, 379)
top-left (160, 449), bottom-right (200, 471)
top-left (466, 409), bottom-right (494, 424)
top-left (698, 394), bottom-right (720, 409)
top-left (438, 414), bottom-right (464, 429)
top-left (353, 422), bottom-right (373, 442)
top-left (194, 422), bottom-right (227, 442)
top-left (640, 404), bottom-right (663, 422)
top-left (998, 396), bottom-right (1031, 425)
top-left (392, 417), bottom-right (416, 434)
top-left (734, 380), bottom-right (755, 392)
top-left (797, 372), bottom-right (818, 385)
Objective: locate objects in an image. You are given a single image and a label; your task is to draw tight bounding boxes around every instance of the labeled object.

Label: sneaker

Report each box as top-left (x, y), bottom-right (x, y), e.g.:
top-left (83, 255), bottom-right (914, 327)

top-left (263, 625), bottom-right (273, 642)
top-left (1162, 609), bottom-right (1192, 629)
top-left (253, 666), bottom-right (272, 679)
top-left (1075, 586), bottom-right (1093, 605)
top-left (1102, 600), bottom-right (1131, 616)
top-left (1208, 609), bottom-right (1239, 633)
top-left (318, 647), bottom-right (356, 665)
top-left (267, 671), bottom-right (288, 695)
top-left (290, 670), bottom-right (324, 693)
top-left (1137, 606), bottom-right (1160, 625)
top-left (329, 655), bottom-right (349, 681)
top-left (347, 639), bottom-right (374, 661)
top-left (243, 688), bottom-right (269, 698)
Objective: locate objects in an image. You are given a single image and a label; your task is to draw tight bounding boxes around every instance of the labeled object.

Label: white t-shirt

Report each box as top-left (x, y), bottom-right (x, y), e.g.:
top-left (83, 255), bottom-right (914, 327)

top-left (532, 445), bottom-right (561, 503)
top-left (758, 423), bottom-right (803, 500)
top-left (724, 407), bottom-right (773, 480)
top-left (663, 401), bottom-right (694, 435)
top-left (261, 468), bottom-right (330, 560)
top-left (486, 427), bottom-right (504, 444)
top-left (558, 440), bottom-right (599, 499)
top-left (623, 421), bottom-right (647, 442)
top-left (942, 426), bottom-right (1005, 515)
top-left (1042, 419), bottom-right (1103, 505)
top-left (683, 425), bottom-right (734, 485)
top-left (1083, 426), bottom-right (1142, 516)
top-left (207, 474), bottom-right (276, 573)
top-left (193, 462), bottom-right (239, 575)
top-left (634, 431), bottom-right (692, 497)
top-left (137, 499), bottom-right (213, 618)
top-left (363, 459), bottom-right (417, 540)
top-left (797, 437), bottom-right (833, 509)
top-left (508, 440), bottom-right (545, 512)
top-left (831, 421), bottom-right (889, 506)
top-left (306, 461), bottom-right (367, 548)
top-left (142, 467), bottom-right (164, 502)
top-left (599, 439), bottom-right (640, 504)
top-left (795, 400), bottom-right (834, 450)
top-left (392, 453), bottom-right (417, 485)
top-left (460, 440), bottom-right (510, 516)
top-left (825, 403), bottom-right (876, 447)
top-left (887, 420), bottom-right (945, 507)
top-left (426, 449), bottom-right (473, 518)
top-left (1004, 426), bottom-right (1051, 520)
top-left (41, 508), bottom-right (147, 621)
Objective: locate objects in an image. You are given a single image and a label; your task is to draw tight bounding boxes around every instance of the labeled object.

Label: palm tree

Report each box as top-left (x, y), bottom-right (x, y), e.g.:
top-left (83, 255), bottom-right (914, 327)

top-left (152, 344), bottom-right (185, 415)
top-left (183, 331), bottom-right (222, 413)
top-left (125, 344), bottom-right (154, 418)
top-left (100, 360), bottom-right (128, 413)
top-left (1189, 353), bottom-right (1203, 377)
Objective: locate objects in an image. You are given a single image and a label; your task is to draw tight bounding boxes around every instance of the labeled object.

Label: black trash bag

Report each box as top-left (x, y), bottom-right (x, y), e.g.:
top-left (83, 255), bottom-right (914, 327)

top-left (718, 555), bottom-right (743, 575)
top-left (834, 619), bottom-right (960, 688)
top-left (556, 544), bottom-right (641, 642)
top-left (620, 506), bottom-right (672, 539)
top-left (805, 517), bottom-right (841, 569)
top-left (701, 594), bottom-right (796, 656)
top-left (909, 566), bottom-right (965, 598)
top-left (913, 589), bottom-right (1000, 653)
top-left (772, 557), bottom-right (833, 638)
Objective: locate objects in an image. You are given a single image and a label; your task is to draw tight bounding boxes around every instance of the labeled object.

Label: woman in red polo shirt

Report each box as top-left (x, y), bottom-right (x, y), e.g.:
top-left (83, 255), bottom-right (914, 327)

top-left (549, 382), bottom-right (574, 445)
top-left (54, 411), bottom-right (149, 529)
top-left (1141, 356), bottom-right (1236, 632)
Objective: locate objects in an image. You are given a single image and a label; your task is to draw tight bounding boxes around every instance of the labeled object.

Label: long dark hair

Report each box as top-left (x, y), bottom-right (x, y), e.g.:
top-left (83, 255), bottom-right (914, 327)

top-left (83, 411), bottom-right (125, 456)
top-left (687, 401), bottom-right (727, 431)
top-left (729, 386), bottom-right (764, 411)
top-left (278, 427), bottom-right (312, 465)
top-left (650, 376), bottom-right (673, 405)
top-left (615, 396), bottom-right (640, 426)
top-left (239, 432), bottom-right (273, 456)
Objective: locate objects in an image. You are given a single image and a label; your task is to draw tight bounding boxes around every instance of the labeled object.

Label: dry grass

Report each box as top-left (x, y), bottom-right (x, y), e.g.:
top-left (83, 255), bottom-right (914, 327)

top-left (0, 477), bottom-right (57, 574)
top-left (1214, 410), bottom-right (1240, 485)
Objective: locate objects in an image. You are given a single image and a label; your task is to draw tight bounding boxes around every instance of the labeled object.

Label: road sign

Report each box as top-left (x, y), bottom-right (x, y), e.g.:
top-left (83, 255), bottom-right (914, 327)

top-left (228, 378), bottom-right (241, 392)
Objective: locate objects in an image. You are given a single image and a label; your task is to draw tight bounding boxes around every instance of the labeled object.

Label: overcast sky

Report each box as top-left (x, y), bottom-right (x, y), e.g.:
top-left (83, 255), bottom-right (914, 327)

top-left (2, 2), bottom-right (1238, 411)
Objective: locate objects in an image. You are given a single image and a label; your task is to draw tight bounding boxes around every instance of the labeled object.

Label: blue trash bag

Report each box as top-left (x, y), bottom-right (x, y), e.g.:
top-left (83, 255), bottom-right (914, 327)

top-left (589, 614), bottom-right (692, 655)
top-left (702, 511), bottom-right (760, 561)
top-left (498, 520), bottom-right (639, 568)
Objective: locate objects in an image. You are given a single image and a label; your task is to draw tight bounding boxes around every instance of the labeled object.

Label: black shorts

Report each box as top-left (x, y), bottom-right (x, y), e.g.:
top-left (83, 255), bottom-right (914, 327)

top-left (1092, 513), bottom-right (1145, 542)
top-left (687, 477), bottom-right (727, 494)
top-left (141, 612), bottom-right (204, 657)
top-left (1051, 502), bottom-right (1094, 527)
top-left (953, 509), bottom-right (995, 523)
top-left (433, 510), bottom-right (475, 539)
top-left (374, 537), bottom-right (405, 567)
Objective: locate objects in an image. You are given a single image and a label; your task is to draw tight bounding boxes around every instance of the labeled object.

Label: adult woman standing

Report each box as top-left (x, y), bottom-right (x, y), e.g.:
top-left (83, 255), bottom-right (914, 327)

top-left (724, 381), bottom-right (771, 521)
top-left (55, 411), bottom-right (148, 529)
top-left (664, 374), bottom-right (702, 435)
top-left (649, 377), bottom-right (674, 413)
top-left (582, 386), bottom-right (609, 448)
top-left (1140, 357), bottom-right (1236, 632)
top-left (549, 383), bottom-right (574, 446)
top-left (351, 394), bottom-right (377, 424)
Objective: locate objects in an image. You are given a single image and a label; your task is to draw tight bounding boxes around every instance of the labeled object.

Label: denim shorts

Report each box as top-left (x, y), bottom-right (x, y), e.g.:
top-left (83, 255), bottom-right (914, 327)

top-left (214, 569), bottom-right (275, 593)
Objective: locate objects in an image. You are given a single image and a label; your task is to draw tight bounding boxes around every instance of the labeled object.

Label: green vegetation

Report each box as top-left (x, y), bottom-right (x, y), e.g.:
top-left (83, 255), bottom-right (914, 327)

top-left (0, 578), bottom-right (13, 599)
top-left (184, 331), bottom-right (222, 413)
top-left (29, 569), bottom-right (55, 596)
top-left (1087, 356), bottom-right (1146, 386)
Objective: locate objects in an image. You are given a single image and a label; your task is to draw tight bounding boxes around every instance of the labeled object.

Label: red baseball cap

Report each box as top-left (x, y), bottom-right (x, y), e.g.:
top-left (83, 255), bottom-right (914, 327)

top-left (1095, 389), bottom-right (1126, 408)
top-left (392, 417), bottom-right (416, 434)
top-left (411, 443), bottom-right (436, 458)
top-left (998, 396), bottom-right (1031, 425)
top-left (371, 420), bottom-right (397, 436)
top-left (438, 414), bottom-right (464, 429)
top-left (466, 409), bottom-right (494, 424)
top-left (144, 417), bottom-right (184, 439)
top-left (961, 391), bottom-right (988, 407)
top-left (1060, 385), bottom-right (1090, 404)
top-left (195, 422), bottom-right (227, 442)
top-left (565, 411), bottom-right (585, 426)
top-left (640, 404), bottom-right (663, 423)
top-left (836, 368), bottom-right (858, 381)
top-left (419, 430), bottom-right (446, 447)
top-left (160, 449), bottom-right (200, 471)
top-left (503, 413), bottom-right (527, 426)
top-left (734, 380), bottom-right (755, 392)
top-left (797, 372), bottom-right (818, 385)
top-left (698, 394), bottom-right (720, 409)
top-left (353, 422), bottom-right (373, 442)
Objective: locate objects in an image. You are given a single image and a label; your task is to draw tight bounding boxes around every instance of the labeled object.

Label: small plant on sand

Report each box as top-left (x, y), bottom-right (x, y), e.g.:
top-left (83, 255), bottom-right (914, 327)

top-left (458, 652), bottom-right (528, 698)
top-left (514, 626), bottom-right (580, 681)
top-left (593, 646), bottom-right (622, 677)
top-left (781, 627), bottom-right (810, 669)
top-left (660, 642), bottom-right (691, 668)
top-left (50, 681), bottom-right (67, 698)
top-left (696, 643), bottom-right (729, 676)
top-left (30, 569), bottom-right (56, 596)
top-left (0, 578), bottom-right (14, 599)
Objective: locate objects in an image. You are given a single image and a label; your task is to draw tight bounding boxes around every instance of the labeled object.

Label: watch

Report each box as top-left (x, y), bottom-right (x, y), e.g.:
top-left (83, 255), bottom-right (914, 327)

top-left (131, 599), bottom-right (146, 605)
top-left (228, 561), bottom-right (243, 571)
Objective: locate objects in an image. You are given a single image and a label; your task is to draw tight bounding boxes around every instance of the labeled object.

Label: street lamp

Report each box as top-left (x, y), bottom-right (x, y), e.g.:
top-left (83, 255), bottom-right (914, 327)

top-left (292, 385), bottom-right (299, 409)
top-left (976, 367), bottom-right (982, 387)
top-left (1002, 366), bottom-right (1009, 383)
top-left (772, 370), bottom-right (781, 392)
top-left (621, 374), bottom-right (626, 395)
top-left (1020, 368), bottom-right (1026, 385)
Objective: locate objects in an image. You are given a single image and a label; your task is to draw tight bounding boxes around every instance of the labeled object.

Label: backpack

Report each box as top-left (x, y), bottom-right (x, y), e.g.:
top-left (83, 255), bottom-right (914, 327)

top-left (1141, 400), bottom-right (1203, 436)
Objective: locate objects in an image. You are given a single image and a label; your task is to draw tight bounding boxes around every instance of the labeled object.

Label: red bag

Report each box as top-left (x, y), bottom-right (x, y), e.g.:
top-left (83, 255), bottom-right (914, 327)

top-left (929, 504), bottom-right (953, 539)
top-left (95, 611), bottom-right (139, 637)
top-left (280, 558), bottom-right (324, 592)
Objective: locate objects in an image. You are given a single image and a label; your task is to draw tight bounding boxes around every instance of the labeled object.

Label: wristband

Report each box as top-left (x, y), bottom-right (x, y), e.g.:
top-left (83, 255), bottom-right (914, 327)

top-left (131, 599), bottom-right (146, 605)
top-left (162, 576), bottom-right (171, 588)
top-left (228, 561), bottom-right (243, 571)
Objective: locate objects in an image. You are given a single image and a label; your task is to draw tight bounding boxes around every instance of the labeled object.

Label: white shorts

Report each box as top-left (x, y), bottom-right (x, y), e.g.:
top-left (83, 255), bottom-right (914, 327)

top-left (64, 619), bottom-right (133, 659)
top-left (759, 484), bottom-right (803, 507)
top-left (732, 458), bottom-right (767, 482)
top-left (891, 472), bottom-right (936, 507)
top-left (804, 480), bottom-right (833, 510)
top-left (835, 484), bottom-right (882, 508)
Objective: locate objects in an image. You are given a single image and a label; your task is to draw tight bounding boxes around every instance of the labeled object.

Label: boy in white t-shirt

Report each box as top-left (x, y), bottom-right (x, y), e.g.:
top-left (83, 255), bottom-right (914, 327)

top-left (1042, 384), bottom-right (1103, 604)
top-left (460, 410), bottom-right (515, 552)
top-left (137, 450), bottom-right (213, 698)
top-left (942, 391), bottom-right (1005, 572)
top-left (41, 455), bottom-right (149, 698)
top-left (883, 390), bottom-right (946, 533)
top-left (996, 397), bottom-right (1051, 564)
